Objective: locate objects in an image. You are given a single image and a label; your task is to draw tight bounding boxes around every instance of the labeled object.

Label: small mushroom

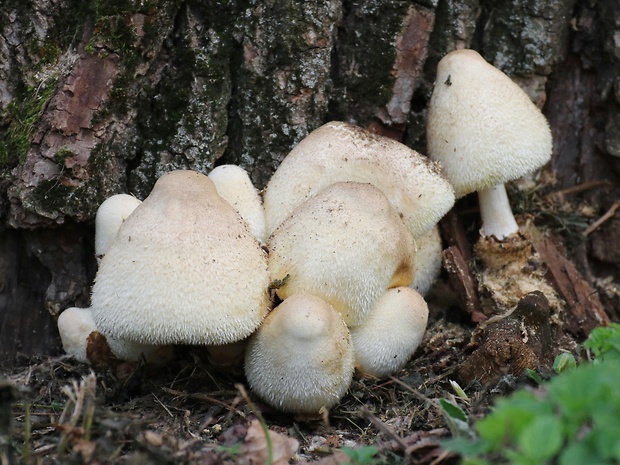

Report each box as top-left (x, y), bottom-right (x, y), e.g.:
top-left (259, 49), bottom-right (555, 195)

top-left (208, 164), bottom-right (267, 243)
top-left (244, 293), bottom-right (355, 415)
top-left (268, 182), bottom-right (416, 326)
top-left (427, 49), bottom-right (552, 239)
top-left (410, 225), bottom-right (443, 296)
top-left (91, 170), bottom-right (270, 349)
top-left (95, 194), bottom-right (142, 264)
top-left (57, 307), bottom-right (168, 364)
top-left (263, 121), bottom-right (455, 238)
top-left (350, 287), bottom-right (429, 378)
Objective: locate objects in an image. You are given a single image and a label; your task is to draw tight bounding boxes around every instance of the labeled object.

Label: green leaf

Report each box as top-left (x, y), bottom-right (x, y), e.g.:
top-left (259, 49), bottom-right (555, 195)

top-left (339, 445), bottom-right (379, 465)
top-left (439, 398), bottom-right (474, 439)
top-left (553, 353), bottom-right (576, 374)
top-left (517, 414), bottom-right (564, 460)
top-left (526, 368), bottom-right (544, 384)
top-left (439, 398), bottom-right (467, 422)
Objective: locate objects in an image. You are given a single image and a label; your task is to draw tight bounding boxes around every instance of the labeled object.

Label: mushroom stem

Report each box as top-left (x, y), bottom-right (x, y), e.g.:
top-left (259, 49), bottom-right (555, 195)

top-left (477, 183), bottom-right (519, 239)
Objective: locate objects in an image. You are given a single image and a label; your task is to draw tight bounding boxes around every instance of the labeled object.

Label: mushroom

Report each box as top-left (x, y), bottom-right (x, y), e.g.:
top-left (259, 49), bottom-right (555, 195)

top-left (410, 224), bottom-right (443, 296)
top-left (57, 307), bottom-right (169, 364)
top-left (268, 182), bottom-right (416, 326)
top-left (208, 164), bottom-right (267, 243)
top-left (426, 49), bottom-right (552, 239)
top-left (91, 170), bottom-right (271, 349)
top-left (244, 293), bottom-right (355, 415)
top-left (263, 121), bottom-right (455, 239)
top-left (95, 194), bottom-right (142, 265)
top-left (349, 287), bottom-right (429, 378)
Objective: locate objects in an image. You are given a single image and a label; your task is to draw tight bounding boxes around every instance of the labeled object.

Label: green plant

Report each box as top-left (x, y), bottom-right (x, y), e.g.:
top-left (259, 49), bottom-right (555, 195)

top-left (339, 445), bottom-right (379, 465)
top-left (445, 324), bottom-right (620, 465)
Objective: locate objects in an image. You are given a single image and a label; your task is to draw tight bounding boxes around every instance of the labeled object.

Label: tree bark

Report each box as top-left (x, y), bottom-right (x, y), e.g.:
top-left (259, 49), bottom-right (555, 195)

top-left (1, 0), bottom-right (619, 367)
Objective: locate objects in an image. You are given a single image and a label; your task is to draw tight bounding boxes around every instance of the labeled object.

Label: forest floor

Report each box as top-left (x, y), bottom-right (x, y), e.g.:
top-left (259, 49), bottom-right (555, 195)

top-left (2, 190), bottom-right (617, 464)
top-left (1, 278), bottom-right (553, 465)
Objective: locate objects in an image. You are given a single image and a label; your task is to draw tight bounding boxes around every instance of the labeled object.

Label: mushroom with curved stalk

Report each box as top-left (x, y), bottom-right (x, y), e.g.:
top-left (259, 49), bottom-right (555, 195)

top-left (268, 182), bottom-right (416, 327)
top-left (410, 224), bottom-right (443, 296)
top-left (91, 170), bottom-right (271, 352)
top-left (57, 307), bottom-right (170, 364)
top-left (244, 293), bottom-right (355, 415)
top-left (427, 49), bottom-right (552, 239)
top-left (208, 164), bottom-right (267, 243)
top-left (95, 194), bottom-right (142, 264)
top-left (350, 287), bottom-right (429, 378)
top-left (263, 121), bottom-right (455, 239)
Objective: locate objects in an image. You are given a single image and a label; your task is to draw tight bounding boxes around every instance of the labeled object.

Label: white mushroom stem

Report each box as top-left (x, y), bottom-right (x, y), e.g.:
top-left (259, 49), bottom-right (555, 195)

top-left (477, 183), bottom-right (519, 239)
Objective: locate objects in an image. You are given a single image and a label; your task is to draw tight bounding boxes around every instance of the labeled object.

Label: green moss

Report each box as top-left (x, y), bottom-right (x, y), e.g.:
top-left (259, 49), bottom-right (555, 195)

top-left (0, 79), bottom-right (57, 170)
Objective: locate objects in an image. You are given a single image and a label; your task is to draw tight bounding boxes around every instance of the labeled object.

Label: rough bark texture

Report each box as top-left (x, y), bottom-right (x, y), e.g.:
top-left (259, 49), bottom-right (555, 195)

top-left (1, 0), bottom-right (620, 367)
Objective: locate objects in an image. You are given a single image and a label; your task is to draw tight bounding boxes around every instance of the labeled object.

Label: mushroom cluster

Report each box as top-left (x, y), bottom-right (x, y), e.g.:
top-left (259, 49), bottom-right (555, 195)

top-left (56, 122), bottom-right (453, 415)
top-left (57, 48), bottom-right (553, 415)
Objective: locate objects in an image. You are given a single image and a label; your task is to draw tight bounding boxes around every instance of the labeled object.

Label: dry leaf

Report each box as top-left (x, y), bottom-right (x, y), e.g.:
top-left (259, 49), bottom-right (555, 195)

top-left (239, 419), bottom-right (299, 465)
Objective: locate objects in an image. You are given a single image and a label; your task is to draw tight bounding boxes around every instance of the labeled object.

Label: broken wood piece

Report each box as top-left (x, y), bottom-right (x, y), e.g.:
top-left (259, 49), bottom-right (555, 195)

top-left (442, 246), bottom-right (485, 322)
top-left (533, 237), bottom-right (609, 339)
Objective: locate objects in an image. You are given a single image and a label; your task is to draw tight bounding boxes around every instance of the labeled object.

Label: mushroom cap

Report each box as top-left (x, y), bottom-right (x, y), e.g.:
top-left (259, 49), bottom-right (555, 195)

top-left (427, 49), bottom-right (553, 199)
top-left (244, 293), bottom-right (355, 414)
top-left (91, 170), bottom-right (270, 346)
top-left (263, 121), bottom-right (455, 238)
top-left (95, 194), bottom-right (142, 264)
top-left (410, 225), bottom-right (443, 296)
top-left (208, 164), bottom-right (267, 243)
top-left (268, 182), bottom-right (416, 327)
top-left (350, 287), bottom-right (429, 378)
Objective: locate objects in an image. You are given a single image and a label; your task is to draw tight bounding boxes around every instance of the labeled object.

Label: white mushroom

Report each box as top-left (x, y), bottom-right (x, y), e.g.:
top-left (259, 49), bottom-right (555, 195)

top-left (244, 293), bottom-right (355, 414)
top-left (95, 194), bottom-right (142, 264)
top-left (57, 307), bottom-right (169, 364)
top-left (263, 121), bottom-right (455, 238)
top-left (350, 287), bottom-right (429, 378)
top-left (267, 182), bottom-right (416, 326)
top-left (208, 164), bottom-right (267, 243)
top-left (427, 49), bottom-right (552, 239)
top-left (91, 170), bottom-right (271, 349)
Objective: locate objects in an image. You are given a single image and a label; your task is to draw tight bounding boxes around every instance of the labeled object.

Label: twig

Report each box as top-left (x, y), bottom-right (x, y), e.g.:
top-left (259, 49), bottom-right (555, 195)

top-left (582, 200), bottom-right (620, 236)
top-left (545, 179), bottom-right (611, 199)
top-left (360, 406), bottom-right (409, 452)
top-left (152, 394), bottom-right (174, 418)
top-left (161, 387), bottom-right (246, 417)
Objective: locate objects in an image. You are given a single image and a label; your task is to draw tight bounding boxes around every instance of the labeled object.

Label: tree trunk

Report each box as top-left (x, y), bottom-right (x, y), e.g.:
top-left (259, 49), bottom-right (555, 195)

top-left (1, 0), bottom-right (619, 367)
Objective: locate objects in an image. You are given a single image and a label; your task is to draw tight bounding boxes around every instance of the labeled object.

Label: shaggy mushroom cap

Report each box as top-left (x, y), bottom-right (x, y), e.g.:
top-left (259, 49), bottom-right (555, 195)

top-left (410, 225), bottom-right (443, 296)
top-left (244, 293), bottom-right (355, 414)
top-left (208, 164), bottom-right (267, 243)
top-left (350, 287), bottom-right (429, 378)
top-left (95, 194), bottom-right (142, 264)
top-left (268, 182), bottom-right (416, 327)
top-left (263, 121), bottom-right (455, 238)
top-left (427, 49), bottom-right (552, 238)
top-left (91, 170), bottom-right (270, 346)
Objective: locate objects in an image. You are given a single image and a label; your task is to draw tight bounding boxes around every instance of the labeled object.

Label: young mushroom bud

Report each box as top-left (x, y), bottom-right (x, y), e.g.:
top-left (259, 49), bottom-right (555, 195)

top-left (208, 164), bottom-right (267, 243)
top-left (57, 307), bottom-right (169, 364)
top-left (244, 293), bottom-right (355, 415)
top-left (350, 287), bottom-right (429, 378)
top-left (427, 49), bottom-right (552, 239)
top-left (263, 121), bottom-right (455, 239)
top-left (268, 182), bottom-right (416, 327)
top-left (95, 194), bottom-right (142, 265)
top-left (91, 170), bottom-right (270, 353)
